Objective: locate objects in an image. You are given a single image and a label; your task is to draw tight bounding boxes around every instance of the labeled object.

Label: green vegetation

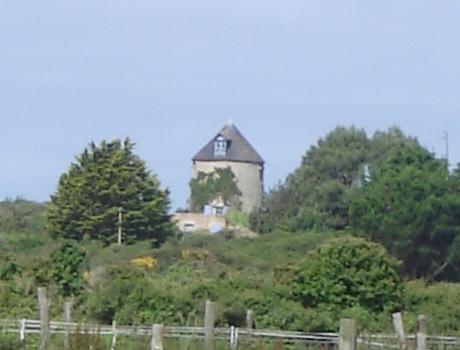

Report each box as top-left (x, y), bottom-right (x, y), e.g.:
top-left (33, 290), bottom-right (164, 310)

top-left (1, 225), bottom-right (460, 335)
top-left (2, 129), bottom-right (460, 342)
top-left (0, 197), bottom-right (45, 235)
top-left (189, 167), bottom-right (241, 212)
top-left (46, 138), bottom-right (173, 245)
top-left (349, 143), bottom-right (460, 280)
top-left (250, 126), bottom-right (369, 233)
top-left (251, 126), bottom-right (460, 281)
top-left (51, 241), bottom-right (86, 297)
top-left (286, 236), bottom-right (403, 313)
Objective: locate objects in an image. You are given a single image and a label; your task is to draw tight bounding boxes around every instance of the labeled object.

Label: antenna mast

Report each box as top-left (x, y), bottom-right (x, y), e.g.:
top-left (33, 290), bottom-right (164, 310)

top-left (443, 130), bottom-right (449, 168)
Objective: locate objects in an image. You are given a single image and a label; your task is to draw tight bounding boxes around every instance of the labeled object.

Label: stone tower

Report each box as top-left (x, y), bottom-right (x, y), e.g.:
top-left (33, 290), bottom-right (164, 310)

top-left (191, 121), bottom-right (264, 214)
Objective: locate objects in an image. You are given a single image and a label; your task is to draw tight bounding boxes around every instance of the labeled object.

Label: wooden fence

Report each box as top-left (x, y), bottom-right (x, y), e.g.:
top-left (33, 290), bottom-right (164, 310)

top-left (1, 288), bottom-right (459, 350)
top-left (1, 318), bottom-right (459, 350)
top-left (0, 319), bottom-right (340, 349)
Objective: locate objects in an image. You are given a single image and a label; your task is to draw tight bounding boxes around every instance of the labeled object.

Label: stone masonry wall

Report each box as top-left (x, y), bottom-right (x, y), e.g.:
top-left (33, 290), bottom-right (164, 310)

top-left (191, 160), bottom-right (264, 213)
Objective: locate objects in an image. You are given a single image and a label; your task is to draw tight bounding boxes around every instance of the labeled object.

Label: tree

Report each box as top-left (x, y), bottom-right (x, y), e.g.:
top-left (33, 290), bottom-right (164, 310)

top-left (189, 167), bottom-right (242, 213)
top-left (349, 139), bottom-right (460, 280)
top-left (46, 138), bottom-right (173, 244)
top-left (286, 236), bottom-right (403, 312)
top-left (251, 126), bottom-right (369, 233)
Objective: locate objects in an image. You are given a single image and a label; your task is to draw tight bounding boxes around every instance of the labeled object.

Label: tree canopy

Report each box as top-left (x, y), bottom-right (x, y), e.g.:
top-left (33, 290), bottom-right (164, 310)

top-left (286, 236), bottom-right (403, 313)
top-left (46, 138), bottom-right (173, 244)
top-left (349, 139), bottom-right (460, 280)
top-left (250, 126), bottom-right (369, 233)
top-left (251, 126), bottom-right (460, 281)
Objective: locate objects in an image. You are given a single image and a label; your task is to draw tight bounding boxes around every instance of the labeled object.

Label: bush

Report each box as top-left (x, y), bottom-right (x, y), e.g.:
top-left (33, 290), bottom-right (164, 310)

top-left (286, 236), bottom-right (403, 313)
top-left (402, 280), bottom-right (460, 335)
top-left (0, 251), bottom-right (21, 281)
top-left (51, 241), bottom-right (86, 297)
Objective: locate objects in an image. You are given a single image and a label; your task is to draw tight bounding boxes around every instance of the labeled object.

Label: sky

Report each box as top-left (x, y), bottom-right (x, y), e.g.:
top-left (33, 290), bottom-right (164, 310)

top-left (1, 0), bottom-right (460, 209)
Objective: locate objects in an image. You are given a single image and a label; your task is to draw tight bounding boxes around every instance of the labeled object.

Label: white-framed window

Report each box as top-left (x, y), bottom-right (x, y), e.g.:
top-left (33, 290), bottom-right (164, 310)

top-left (214, 136), bottom-right (227, 156)
top-left (214, 206), bottom-right (225, 216)
top-left (184, 223), bottom-right (195, 233)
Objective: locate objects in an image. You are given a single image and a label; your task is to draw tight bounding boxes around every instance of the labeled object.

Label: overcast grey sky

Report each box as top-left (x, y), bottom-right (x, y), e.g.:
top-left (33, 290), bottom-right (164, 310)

top-left (1, 0), bottom-right (459, 209)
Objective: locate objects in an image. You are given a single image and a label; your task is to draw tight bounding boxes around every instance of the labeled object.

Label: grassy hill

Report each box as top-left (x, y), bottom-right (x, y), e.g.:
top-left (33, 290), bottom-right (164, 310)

top-left (1, 199), bottom-right (460, 337)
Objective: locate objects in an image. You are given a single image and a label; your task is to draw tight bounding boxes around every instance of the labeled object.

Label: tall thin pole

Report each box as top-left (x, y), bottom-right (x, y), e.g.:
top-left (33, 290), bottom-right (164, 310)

top-left (443, 131), bottom-right (449, 168)
top-left (117, 207), bottom-right (123, 245)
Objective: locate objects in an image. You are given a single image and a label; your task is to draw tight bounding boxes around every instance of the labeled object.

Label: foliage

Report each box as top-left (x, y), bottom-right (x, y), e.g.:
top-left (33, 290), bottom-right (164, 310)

top-left (0, 281), bottom-right (37, 318)
top-left (5, 125), bottom-right (460, 335)
top-left (0, 251), bottom-right (22, 281)
top-left (130, 255), bottom-right (158, 269)
top-left (250, 126), bottom-right (435, 235)
top-left (46, 138), bottom-right (173, 244)
top-left (85, 264), bottom-right (203, 325)
top-left (251, 126), bottom-right (369, 233)
top-left (189, 167), bottom-right (242, 212)
top-left (251, 126), bottom-right (460, 282)
top-left (402, 280), bottom-right (460, 335)
top-left (225, 210), bottom-right (250, 228)
top-left (51, 241), bottom-right (86, 297)
top-left (2, 222), bottom-right (460, 334)
top-left (286, 236), bottom-right (403, 313)
top-left (0, 197), bottom-right (45, 234)
top-left (349, 139), bottom-right (460, 280)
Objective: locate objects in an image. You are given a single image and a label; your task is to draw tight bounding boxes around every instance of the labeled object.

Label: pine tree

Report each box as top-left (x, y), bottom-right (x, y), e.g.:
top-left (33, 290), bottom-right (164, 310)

top-left (46, 138), bottom-right (173, 245)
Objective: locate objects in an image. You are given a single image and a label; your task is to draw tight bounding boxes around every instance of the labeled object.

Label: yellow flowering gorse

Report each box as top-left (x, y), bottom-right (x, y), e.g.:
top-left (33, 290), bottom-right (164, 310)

top-left (130, 256), bottom-right (158, 269)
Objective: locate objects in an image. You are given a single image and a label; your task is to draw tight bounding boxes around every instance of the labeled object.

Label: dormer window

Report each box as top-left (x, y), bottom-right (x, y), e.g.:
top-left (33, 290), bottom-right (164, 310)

top-left (214, 136), bottom-right (227, 156)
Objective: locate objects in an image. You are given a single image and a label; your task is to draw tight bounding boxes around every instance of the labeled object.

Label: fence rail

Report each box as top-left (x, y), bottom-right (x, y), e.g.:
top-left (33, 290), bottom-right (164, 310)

top-left (357, 333), bottom-right (460, 349)
top-left (0, 318), bottom-right (338, 341)
top-left (3, 289), bottom-right (460, 350)
top-left (1, 318), bottom-right (460, 349)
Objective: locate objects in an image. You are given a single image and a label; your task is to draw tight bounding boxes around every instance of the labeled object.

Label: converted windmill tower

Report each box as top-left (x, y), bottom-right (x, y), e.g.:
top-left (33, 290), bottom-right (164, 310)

top-left (191, 120), bottom-right (264, 214)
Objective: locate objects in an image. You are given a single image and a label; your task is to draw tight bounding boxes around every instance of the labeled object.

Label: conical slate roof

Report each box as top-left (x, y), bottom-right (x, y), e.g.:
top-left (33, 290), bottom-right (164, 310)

top-left (192, 123), bottom-right (264, 165)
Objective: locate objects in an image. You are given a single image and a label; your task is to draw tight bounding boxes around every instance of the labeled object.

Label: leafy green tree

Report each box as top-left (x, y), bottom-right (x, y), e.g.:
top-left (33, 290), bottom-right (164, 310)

top-left (46, 138), bottom-right (173, 244)
top-left (250, 126), bottom-right (446, 235)
top-left (286, 236), bottom-right (403, 312)
top-left (349, 139), bottom-right (460, 280)
top-left (189, 167), bottom-right (242, 212)
top-left (251, 126), bottom-right (369, 233)
top-left (51, 241), bottom-right (86, 297)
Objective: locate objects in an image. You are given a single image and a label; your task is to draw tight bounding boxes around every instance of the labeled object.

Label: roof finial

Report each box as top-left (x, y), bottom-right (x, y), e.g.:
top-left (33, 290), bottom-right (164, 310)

top-left (227, 116), bottom-right (234, 125)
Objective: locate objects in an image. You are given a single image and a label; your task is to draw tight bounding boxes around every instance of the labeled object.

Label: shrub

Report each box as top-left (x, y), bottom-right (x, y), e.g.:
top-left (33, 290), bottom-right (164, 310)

top-left (51, 241), bottom-right (86, 297)
top-left (287, 236), bottom-right (403, 312)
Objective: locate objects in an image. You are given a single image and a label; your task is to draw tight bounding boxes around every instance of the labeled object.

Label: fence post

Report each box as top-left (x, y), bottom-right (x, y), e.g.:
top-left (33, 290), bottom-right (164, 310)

top-left (37, 287), bottom-right (50, 350)
top-left (19, 318), bottom-right (26, 350)
top-left (339, 318), bottom-right (356, 350)
top-left (416, 315), bottom-right (426, 350)
top-left (245, 309), bottom-right (254, 347)
top-left (246, 309), bottom-right (254, 329)
top-left (392, 312), bottom-right (407, 350)
top-left (63, 300), bottom-right (73, 350)
top-left (151, 324), bottom-right (164, 350)
top-left (204, 300), bottom-right (216, 350)
top-left (110, 321), bottom-right (117, 350)
top-left (230, 325), bottom-right (237, 350)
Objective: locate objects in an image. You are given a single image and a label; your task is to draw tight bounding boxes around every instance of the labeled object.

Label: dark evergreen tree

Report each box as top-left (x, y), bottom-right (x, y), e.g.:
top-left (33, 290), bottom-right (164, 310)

top-left (46, 138), bottom-right (173, 244)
